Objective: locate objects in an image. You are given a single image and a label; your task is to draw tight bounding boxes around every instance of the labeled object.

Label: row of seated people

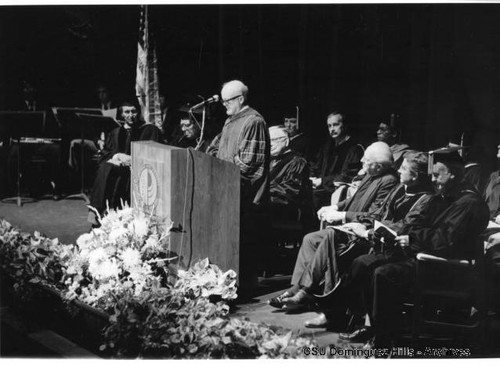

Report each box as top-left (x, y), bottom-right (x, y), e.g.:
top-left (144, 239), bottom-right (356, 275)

top-left (268, 109), bottom-right (494, 236)
top-left (266, 137), bottom-right (500, 349)
top-left (86, 101), bottom-right (500, 240)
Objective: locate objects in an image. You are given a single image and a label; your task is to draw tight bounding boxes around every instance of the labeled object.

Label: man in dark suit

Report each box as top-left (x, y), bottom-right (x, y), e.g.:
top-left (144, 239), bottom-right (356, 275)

top-left (269, 142), bottom-right (398, 309)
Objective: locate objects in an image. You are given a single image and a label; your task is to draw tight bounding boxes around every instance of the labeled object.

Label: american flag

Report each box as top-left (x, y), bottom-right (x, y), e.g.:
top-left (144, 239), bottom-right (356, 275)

top-left (136, 5), bottom-right (162, 128)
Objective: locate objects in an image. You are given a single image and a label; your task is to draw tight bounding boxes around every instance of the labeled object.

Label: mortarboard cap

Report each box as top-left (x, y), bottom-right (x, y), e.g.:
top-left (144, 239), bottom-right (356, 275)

top-left (283, 105), bottom-right (300, 128)
top-left (427, 145), bottom-right (465, 175)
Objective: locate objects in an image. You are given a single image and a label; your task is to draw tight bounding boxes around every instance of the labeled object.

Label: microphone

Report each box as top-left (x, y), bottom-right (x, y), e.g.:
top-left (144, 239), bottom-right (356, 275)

top-left (189, 95), bottom-right (220, 111)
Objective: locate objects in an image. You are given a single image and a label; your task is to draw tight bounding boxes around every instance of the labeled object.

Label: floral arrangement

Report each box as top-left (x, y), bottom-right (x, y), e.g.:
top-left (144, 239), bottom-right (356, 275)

top-left (0, 209), bottom-right (330, 359)
top-left (101, 284), bottom-right (320, 359)
top-left (63, 206), bottom-right (174, 311)
top-left (0, 219), bottom-right (73, 296)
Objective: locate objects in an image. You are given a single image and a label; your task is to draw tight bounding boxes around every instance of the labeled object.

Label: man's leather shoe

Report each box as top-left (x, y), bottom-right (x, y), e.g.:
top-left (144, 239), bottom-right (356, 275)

top-left (283, 289), bottom-right (313, 311)
top-left (304, 313), bottom-right (331, 328)
top-left (339, 327), bottom-right (373, 343)
top-left (268, 291), bottom-right (291, 309)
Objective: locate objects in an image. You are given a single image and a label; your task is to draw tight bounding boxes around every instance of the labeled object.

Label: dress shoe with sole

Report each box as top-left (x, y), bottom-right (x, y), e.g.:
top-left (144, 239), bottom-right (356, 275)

top-left (339, 327), bottom-right (373, 343)
top-left (304, 312), bottom-right (331, 328)
top-left (283, 289), bottom-right (314, 312)
top-left (268, 291), bottom-right (291, 309)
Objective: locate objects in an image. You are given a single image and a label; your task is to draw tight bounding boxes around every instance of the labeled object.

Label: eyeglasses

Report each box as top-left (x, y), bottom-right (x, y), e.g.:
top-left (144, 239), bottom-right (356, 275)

top-left (221, 95), bottom-right (242, 105)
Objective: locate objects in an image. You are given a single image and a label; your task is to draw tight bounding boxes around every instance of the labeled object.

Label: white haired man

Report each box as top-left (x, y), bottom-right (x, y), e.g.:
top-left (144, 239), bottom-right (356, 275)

top-left (216, 80), bottom-right (270, 291)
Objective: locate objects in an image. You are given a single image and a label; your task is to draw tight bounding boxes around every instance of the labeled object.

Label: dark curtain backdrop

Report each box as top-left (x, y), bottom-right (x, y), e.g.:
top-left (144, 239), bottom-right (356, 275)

top-left (1, 4), bottom-right (500, 171)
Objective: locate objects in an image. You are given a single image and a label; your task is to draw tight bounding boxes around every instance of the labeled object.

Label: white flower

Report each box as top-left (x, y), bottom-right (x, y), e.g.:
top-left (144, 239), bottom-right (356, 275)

top-left (119, 207), bottom-right (134, 218)
top-left (121, 248), bottom-right (141, 271)
top-left (108, 227), bottom-right (128, 242)
top-left (131, 217), bottom-right (149, 238)
top-left (88, 248), bottom-right (107, 269)
top-left (94, 259), bottom-right (120, 280)
top-left (88, 248), bottom-right (120, 280)
top-left (76, 232), bottom-right (94, 248)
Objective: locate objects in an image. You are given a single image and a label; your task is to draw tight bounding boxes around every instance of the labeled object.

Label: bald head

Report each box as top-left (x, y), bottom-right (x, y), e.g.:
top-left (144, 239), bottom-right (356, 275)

top-left (221, 80), bottom-right (248, 116)
top-left (362, 141), bottom-right (394, 176)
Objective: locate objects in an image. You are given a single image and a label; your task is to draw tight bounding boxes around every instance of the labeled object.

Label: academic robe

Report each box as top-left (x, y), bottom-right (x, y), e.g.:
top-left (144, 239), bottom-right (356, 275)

top-left (390, 143), bottom-right (411, 169)
top-left (89, 123), bottom-right (163, 214)
top-left (311, 136), bottom-right (364, 189)
top-left (311, 136), bottom-right (364, 208)
top-left (269, 150), bottom-right (312, 223)
top-left (288, 133), bottom-right (309, 158)
top-left (485, 170), bottom-right (500, 220)
top-left (358, 182), bottom-right (489, 344)
top-left (403, 182), bottom-right (490, 259)
top-left (336, 168), bottom-right (399, 222)
top-left (216, 106), bottom-right (270, 212)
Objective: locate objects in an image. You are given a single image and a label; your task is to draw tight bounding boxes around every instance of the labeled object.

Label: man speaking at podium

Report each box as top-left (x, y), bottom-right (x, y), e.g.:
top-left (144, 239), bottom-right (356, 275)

top-left (215, 80), bottom-right (271, 291)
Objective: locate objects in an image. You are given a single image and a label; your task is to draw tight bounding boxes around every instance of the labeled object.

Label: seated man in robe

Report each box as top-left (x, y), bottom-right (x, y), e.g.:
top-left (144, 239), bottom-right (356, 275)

top-left (170, 110), bottom-right (210, 151)
top-left (329, 148), bottom-right (489, 348)
top-left (310, 111), bottom-right (364, 209)
top-left (87, 100), bottom-right (163, 226)
top-left (447, 137), bottom-right (487, 194)
top-left (485, 143), bottom-right (500, 222)
top-left (269, 125), bottom-right (312, 224)
top-left (268, 142), bottom-right (399, 310)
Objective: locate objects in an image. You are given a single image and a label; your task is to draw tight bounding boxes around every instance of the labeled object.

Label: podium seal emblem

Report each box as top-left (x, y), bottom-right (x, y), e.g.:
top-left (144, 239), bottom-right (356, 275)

top-left (136, 164), bottom-right (159, 213)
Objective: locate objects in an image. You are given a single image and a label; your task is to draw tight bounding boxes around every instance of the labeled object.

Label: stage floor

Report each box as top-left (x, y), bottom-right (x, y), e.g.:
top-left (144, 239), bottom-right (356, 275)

top-left (0, 198), bottom-right (349, 352)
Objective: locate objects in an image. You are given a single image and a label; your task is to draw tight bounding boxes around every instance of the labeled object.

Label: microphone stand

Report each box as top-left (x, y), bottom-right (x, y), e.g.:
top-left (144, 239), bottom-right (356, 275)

top-left (66, 118), bottom-right (90, 203)
top-left (2, 137), bottom-right (36, 206)
top-left (193, 106), bottom-right (206, 151)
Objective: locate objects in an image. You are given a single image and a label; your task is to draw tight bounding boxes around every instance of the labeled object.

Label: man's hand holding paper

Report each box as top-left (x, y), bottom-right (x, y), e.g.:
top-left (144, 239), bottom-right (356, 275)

top-left (341, 222), bottom-right (369, 239)
top-left (108, 152), bottom-right (131, 167)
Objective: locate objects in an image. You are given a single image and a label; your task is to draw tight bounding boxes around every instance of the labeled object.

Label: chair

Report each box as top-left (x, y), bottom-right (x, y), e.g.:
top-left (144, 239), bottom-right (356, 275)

top-left (411, 249), bottom-right (487, 349)
top-left (265, 180), bottom-right (316, 277)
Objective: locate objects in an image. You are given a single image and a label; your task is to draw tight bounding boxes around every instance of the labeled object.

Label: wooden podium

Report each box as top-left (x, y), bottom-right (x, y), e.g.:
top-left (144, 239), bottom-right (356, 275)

top-left (131, 141), bottom-right (240, 275)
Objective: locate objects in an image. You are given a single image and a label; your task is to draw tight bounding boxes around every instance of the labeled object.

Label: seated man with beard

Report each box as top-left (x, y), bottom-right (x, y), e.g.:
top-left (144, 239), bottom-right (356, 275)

top-left (87, 100), bottom-right (163, 226)
top-left (329, 147), bottom-right (489, 348)
top-left (268, 142), bottom-right (399, 310)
